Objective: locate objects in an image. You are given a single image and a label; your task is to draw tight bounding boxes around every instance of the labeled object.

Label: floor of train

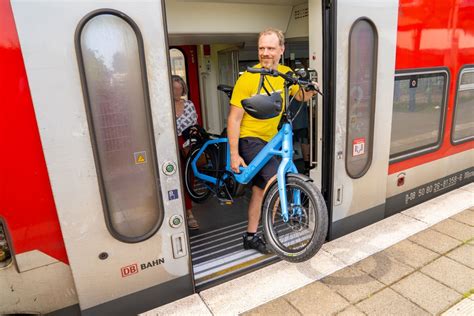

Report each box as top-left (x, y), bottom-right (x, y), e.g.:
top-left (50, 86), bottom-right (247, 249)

top-left (188, 192), bottom-right (278, 290)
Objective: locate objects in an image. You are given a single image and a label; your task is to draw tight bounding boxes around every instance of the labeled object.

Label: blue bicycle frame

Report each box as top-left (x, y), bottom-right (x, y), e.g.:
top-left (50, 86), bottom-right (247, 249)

top-left (191, 121), bottom-right (300, 222)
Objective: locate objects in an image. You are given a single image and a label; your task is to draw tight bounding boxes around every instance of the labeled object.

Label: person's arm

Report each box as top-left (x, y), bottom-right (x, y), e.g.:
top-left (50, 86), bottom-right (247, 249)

top-left (227, 105), bottom-right (247, 173)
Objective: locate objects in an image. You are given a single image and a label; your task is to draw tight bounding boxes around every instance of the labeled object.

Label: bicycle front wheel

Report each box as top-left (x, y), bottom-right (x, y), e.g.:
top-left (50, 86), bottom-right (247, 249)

top-left (184, 146), bottom-right (217, 203)
top-left (262, 174), bottom-right (328, 262)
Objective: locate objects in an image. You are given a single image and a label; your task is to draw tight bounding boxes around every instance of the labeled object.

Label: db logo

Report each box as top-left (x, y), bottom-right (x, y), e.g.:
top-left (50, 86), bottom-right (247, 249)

top-left (121, 264), bottom-right (139, 277)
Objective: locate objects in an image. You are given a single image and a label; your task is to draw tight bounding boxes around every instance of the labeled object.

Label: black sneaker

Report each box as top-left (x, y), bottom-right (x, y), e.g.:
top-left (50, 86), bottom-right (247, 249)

top-left (243, 234), bottom-right (271, 254)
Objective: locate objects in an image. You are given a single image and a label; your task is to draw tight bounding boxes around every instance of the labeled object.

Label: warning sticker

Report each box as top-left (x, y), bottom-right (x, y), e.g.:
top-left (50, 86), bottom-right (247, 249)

top-left (352, 138), bottom-right (365, 156)
top-left (134, 151), bottom-right (147, 164)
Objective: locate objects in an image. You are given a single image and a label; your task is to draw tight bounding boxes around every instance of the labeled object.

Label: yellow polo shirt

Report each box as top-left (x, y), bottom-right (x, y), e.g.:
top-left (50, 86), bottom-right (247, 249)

top-left (230, 64), bottom-right (300, 142)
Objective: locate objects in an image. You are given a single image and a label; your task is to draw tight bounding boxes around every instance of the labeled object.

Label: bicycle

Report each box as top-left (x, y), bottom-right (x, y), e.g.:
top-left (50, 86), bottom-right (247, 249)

top-left (184, 67), bottom-right (328, 262)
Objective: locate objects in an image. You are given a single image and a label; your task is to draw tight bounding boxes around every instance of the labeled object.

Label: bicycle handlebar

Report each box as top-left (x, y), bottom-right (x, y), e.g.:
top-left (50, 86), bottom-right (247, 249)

top-left (246, 67), bottom-right (322, 96)
top-left (246, 67), bottom-right (279, 76)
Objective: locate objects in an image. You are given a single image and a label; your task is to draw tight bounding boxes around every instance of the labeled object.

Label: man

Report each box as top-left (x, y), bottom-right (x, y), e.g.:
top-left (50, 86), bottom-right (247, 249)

top-left (228, 28), bottom-right (318, 254)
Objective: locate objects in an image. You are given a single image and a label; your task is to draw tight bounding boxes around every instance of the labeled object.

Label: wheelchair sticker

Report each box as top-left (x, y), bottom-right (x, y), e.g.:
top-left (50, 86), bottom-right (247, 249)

top-left (134, 151), bottom-right (147, 164)
top-left (168, 189), bottom-right (179, 201)
top-left (352, 138), bottom-right (365, 156)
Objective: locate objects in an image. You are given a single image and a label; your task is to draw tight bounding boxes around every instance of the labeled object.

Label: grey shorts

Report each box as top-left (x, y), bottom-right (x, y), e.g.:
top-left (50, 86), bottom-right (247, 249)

top-left (239, 137), bottom-right (280, 189)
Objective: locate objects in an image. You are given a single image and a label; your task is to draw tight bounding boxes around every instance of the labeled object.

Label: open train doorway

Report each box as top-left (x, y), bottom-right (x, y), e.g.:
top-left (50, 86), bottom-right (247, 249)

top-left (169, 43), bottom-right (277, 290)
top-left (166, 0), bottom-right (325, 290)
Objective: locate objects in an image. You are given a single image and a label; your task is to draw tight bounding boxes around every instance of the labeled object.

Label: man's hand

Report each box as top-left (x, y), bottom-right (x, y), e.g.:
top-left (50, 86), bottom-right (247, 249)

top-left (306, 81), bottom-right (320, 93)
top-left (295, 81), bottom-right (321, 101)
top-left (230, 153), bottom-right (247, 173)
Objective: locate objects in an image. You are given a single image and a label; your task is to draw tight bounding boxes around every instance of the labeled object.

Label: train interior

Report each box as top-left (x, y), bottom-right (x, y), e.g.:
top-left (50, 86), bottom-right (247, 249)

top-left (164, 0), bottom-right (323, 289)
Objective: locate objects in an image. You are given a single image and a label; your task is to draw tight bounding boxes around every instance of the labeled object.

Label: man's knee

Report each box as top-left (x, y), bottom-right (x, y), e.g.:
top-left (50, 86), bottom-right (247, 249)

top-left (264, 175), bottom-right (277, 193)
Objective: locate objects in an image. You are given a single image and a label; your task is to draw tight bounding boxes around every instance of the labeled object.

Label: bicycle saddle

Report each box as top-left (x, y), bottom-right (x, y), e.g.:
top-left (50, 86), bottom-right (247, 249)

top-left (241, 91), bottom-right (282, 119)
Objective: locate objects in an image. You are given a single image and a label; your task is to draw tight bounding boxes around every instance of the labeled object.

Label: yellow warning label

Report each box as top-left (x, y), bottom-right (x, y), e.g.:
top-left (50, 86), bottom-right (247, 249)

top-left (134, 151), bottom-right (147, 164)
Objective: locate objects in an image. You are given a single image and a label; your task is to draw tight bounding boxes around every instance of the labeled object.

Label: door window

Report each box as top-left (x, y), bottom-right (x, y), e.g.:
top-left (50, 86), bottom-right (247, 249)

top-left (170, 48), bottom-right (187, 88)
top-left (346, 19), bottom-right (378, 178)
top-left (77, 12), bottom-right (164, 242)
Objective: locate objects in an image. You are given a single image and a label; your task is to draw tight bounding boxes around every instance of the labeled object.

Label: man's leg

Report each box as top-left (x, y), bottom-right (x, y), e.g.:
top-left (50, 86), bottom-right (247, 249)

top-left (247, 174), bottom-right (277, 232)
top-left (239, 137), bottom-right (274, 254)
top-left (247, 185), bottom-right (264, 233)
top-left (243, 179), bottom-right (277, 255)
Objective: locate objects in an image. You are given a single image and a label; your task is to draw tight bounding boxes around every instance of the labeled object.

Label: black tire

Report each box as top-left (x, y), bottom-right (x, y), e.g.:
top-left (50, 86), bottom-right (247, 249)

top-left (262, 174), bottom-right (328, 263)
top-left (184, 146), bottom-right (217, 203)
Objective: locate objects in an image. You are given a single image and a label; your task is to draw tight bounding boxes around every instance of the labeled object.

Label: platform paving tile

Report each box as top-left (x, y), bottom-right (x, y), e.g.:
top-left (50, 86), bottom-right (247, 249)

top-left (431, 218), bottom-right (474, 242)
top-left (446, 243), bottom-right (474, 269)
top-left (284, 281), bottom-right (350, 315)
top-left (391, 271), bottom-right (461, 314)
top-left (336, 305), bottom-right (365, 316)
top-left (382, 239), bottom-right (439, 269)
top-left (356, 287), bottom-right (429, 316)
top-left (241, 298), bottom-right (300, 316)
top-left (320, 266), bottom-right (385, 304)
top-left (420, 256), bottom-right (474, 294)
top-left (451, 209), bottom-right (474, 226)
top-left (353, 251), bottom-right (414, 286)
top-left (408, 228), bottom-right (462, 254)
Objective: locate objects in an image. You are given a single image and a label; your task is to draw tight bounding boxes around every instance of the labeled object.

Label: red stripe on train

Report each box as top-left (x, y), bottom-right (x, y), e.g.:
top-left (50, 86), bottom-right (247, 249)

top-left (0, 1), bottom-right (68, 264)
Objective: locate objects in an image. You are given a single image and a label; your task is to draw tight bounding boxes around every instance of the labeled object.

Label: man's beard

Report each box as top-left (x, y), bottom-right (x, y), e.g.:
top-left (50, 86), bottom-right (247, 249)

top-left (261, 58), bottom-right (277, 69)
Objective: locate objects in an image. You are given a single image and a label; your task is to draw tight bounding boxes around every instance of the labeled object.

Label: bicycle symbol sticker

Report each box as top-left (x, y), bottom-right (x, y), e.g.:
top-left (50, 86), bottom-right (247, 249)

top-left (168, 189), bottom-right (179, 201)
top-left (134, 151), bottom-right (147, 164)
top-left (352, 138), bottom-right (365, 156)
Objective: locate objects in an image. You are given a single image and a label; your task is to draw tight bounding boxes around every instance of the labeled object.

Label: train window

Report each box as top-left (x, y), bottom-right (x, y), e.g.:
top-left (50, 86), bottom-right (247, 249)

top-left (390, 70), bottom-right (448, 161)
top-left (346, 19), bottom-right (378, 178)
top-left (0, 222), bottom-right (12, 268)
top-left (452, 67), bottom-right (474, 144)
top-left (76, 12), bottom-right (164, 242)
top-left (170, 48), bottom-right (187, 87)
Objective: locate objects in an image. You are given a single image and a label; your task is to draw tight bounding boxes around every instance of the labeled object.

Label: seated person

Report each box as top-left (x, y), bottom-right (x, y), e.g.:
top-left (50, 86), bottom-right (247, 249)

top-left (172, 75), bottom-right (199, 230)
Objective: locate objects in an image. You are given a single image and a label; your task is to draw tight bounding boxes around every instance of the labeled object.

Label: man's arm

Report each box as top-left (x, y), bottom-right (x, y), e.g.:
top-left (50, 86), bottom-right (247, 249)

top-left (227, 105), bottom-right (247, 173)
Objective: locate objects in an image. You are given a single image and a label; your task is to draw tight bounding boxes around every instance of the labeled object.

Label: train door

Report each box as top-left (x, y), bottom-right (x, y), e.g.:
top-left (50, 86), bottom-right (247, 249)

top-left (325, 0), bottom-right (399, 238)
top-left (11, 0), bottom-right (192, 314)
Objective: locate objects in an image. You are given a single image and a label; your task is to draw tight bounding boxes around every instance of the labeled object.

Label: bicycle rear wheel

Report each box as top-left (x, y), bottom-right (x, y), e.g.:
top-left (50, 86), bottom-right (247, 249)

top-left (262, 174), bottom-right (328, 262)
top-left (184, 146), bottom-right (217, 203)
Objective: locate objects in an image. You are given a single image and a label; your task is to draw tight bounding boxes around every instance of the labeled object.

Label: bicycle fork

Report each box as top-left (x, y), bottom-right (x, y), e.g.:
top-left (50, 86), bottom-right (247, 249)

top-left (277, 124), bottom-right (301, 222)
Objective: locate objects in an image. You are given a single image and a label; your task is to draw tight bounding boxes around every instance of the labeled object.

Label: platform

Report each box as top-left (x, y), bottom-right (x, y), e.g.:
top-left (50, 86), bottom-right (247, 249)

top-left (142, 183), bottom-right (473, 315)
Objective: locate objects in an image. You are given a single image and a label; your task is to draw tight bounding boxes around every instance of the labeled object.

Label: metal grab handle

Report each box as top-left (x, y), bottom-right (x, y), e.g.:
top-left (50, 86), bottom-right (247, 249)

top-left (309, 97), bottom-right (317, 168)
